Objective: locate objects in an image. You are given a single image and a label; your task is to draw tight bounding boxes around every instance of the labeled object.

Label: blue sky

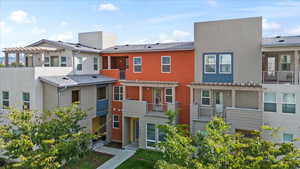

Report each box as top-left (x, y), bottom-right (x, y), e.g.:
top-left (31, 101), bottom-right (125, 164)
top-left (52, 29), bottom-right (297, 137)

top-left (1, 0), bottom-right (300, 57)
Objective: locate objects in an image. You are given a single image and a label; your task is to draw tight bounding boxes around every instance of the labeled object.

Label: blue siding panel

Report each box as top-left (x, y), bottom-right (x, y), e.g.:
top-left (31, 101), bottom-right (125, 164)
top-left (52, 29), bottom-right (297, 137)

top-left (96, 99), bottom-right (108, 116)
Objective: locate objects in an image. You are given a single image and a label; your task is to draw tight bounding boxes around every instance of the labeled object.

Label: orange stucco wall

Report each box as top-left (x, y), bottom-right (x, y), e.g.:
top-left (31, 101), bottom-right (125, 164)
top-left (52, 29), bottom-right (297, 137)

top-left (102, 50), bottom-right (194, 142)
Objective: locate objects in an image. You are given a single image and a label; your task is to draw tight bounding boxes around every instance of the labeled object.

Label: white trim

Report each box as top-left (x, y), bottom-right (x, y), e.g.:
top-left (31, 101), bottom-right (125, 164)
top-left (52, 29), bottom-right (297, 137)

top-left (75, 56), bottom-right (83, 72)
top-left (133, 56), bottom-right (142, 73)
top-left (93, 56), bottom-right (99, 71)
top-left (204, 54), bottom-right (216, 74)
top-left (22, 92), bottom-right (30, 110)
top-left (161, 56), bottom-right (171, 73)
top-left (218, 54), bottom-right (232, 74)
top-left (112, 115), bottom-right (120, 129)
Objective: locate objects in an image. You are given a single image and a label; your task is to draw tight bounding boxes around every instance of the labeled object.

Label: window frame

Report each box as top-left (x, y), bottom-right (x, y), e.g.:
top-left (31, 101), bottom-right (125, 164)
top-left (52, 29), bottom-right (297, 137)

top-left (22, 92), bottom-right (30, 110)
top-left (219, 54), bottom-right (232, 74)
top-left (204, 54), bottom-right (217, 74)
top-left (283, 133), bottom-right (293, 143)
top-left (112, 115), bottom-right (120, 129)
top-left (282, 93), bottom-right (296, 114)
top-left (93, 56), bottom-right (99, 71)
top-left (161, 56), bottom-right (171, 73)
top-left (76, 56), bottom-right (83, 71)
top-left (60, 56), bottom-right (67, 67)
top-left (113, 86), bottom-right (123, 101)
top-left (72, 90), bottom-right (80, 103)
top-left (2, 91), bottom-right (9, 109)
top-left (133, 57), bottom-right (142, 73)
top-left (263, 92), bottom-right (277, 112)
top-left (201, 90), bottom-right (211, 106)
top-left (280, 55), bottom-right (291, 71)
top-left (165, 88), bottom-right (173, 103)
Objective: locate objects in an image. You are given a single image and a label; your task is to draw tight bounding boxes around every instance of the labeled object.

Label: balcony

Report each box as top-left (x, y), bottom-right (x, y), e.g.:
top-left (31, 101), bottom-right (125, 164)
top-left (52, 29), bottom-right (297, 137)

top-left (191, 104), bottom-right (216, 122)
top-left (96, 99), bottom-right (109, 116)
top-left (100, 69), bottom-right (127, 80)
top-left (262, 71), bottom-right (296, 84)
top-left (146, 103), bottom-right (179, 117)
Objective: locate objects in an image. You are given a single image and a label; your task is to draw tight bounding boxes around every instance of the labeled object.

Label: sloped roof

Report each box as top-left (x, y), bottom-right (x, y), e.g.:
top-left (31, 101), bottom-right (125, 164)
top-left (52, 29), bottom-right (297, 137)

top-left (262, 35), bottom-right (300, 47)
top-left (101, 41), bottom-right (194, 53)
top-left (27, 39), bottom-right (102, 53)
top-left (39, 74), bottom-right (116, 88)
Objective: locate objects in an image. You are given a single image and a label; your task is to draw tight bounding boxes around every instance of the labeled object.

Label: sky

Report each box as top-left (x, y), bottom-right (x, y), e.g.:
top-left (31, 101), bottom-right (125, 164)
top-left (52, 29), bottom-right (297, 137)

top-left (1, 0), bottom-right (300, 57)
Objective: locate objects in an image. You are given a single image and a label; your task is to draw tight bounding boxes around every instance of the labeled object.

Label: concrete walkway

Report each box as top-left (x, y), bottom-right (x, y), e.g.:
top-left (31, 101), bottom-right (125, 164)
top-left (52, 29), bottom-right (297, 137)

top-left (94, 145), bottom-right (136, 169)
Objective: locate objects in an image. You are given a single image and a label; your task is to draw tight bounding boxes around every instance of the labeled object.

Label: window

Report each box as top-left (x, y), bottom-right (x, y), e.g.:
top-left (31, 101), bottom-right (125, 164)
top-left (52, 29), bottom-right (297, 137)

top-left (133, 57), bottom-right (142, 73)
top-left (201, 90), bottom-right (210, 105)
top-left (114, 86), bottom-right (123, 101)
top-left (113, 115), bottom-right (119, 128)
top-left (264, 92), bottom-right (277, 112)
top-left (282, 93), bottom-right (296, 113)
top-left (158, 128), bottom-right (166, 142)
top-left (280, 55), bottom-right (291, 71)
top-left (283, 133), bottom-right (293, 143)
top-left (76, 56), bottom-right (83, 71)
top-left (72, 90), bottom-right (80, 103)
top-left (97, 87), bottom-right (106, 100)
top-left (2, 91), bottom-right (9, 109)
top-left (44, 56), bottom-right (50, 67)
top-left (60, 56), bottom-right (67, 67)
top-left (161, 56), bottom-right (171, 73)
top-left (23, 92), bottom-right (30, 110)
top-left (204, 54), bottom-right (216, 73)
top-left (165, 88), bottom-right (173, 103)
top-left (146, 123), bottom-right (156, 148)
top-left (93, 56), bottom-right (99, 71)
top-left (219, 54), bottom-right (232, 73)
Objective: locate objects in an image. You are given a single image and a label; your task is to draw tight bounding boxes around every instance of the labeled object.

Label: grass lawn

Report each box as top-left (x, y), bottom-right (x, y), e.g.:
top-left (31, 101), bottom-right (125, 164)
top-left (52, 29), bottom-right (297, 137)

top-left (116, 149), bottom-right (163, 169)
top-left (64, 151), bottom-right (113, 169)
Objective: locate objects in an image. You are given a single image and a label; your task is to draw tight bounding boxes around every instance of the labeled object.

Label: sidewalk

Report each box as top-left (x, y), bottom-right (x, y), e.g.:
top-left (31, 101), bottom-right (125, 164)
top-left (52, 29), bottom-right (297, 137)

top-left (94, 145), bottom-right (136, 169)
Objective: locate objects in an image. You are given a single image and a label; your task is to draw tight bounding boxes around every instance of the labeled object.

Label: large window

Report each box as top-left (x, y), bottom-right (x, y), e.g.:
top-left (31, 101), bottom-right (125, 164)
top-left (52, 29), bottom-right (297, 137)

top-left (280, 55), bottom-right (291, 71)
top-left (133, 57), bottom-right (142, 73)
top-left (282, 93), bottom-right (295, 113)
top-left (93, 56), bottom-right (99, 71)
top-left (114, 86), bottom-right (123, 101)
top-left (161, 56), bottom-right (171, 73)
top-left (283, 133), bottom-right (293, 143)
top-left (204, 54), bottom-right (216, 73)
top-left (113, 115), bottom-right (119, 128)
top-left (72, 90), bottom-right (80, 103)
top-left (60, 56), bottom-right (67, 67)
top-left (2, 91), bottom-right (9, 109)
top-left (97, 87), bottom-right (106, 100)
top-left (219, 54), bottom-right (232, 73)
top-left (264, 92), bottom-right (277, 112)
top-left (22, 92), bottom-right (30, 110)
top-left (76, 56), bottom-right (83, 71)
top-left (201, 90), bottom-right (210, 105)
top-left (146, 123), bottom-right (156, 148)
top-left (165, 88), bottom-right (173, 103)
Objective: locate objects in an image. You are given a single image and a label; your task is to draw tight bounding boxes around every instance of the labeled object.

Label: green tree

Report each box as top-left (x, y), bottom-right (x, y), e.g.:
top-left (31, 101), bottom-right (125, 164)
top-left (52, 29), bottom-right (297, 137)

top-left (0, 104), bottom-right (95, 169)
top-left (155, 112), bottom-right (300, 169)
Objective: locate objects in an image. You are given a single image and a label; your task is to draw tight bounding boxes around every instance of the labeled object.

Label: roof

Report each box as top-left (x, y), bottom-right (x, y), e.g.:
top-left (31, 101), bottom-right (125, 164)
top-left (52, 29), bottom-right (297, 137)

top-left (3, 47), bottom-right (58, 53)
top-left (101, 41), bottom-right (194, 53)
top-left (190, 82), bottom-right (262, 88)
top-left (262, 35), bottom-right (300, 47)
top-left (39, 74), bottom-right (116, 88)
top-left (27, 39), bottom-right (102, 53)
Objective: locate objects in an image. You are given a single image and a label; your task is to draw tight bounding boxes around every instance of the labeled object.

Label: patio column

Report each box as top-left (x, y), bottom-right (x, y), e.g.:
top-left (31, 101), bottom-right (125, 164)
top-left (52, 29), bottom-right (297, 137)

top-left (16, 52), bottom-right (20, 64)
top-left (108, 56), bottom-right (111, 69)
top-left (123, 85), bottom-right (126, 100)
top-left (41, 51), bottom-right (45, 67)
top-left (295, 50), bottom-right (299, 84)
top-left (231, 89), bottom-right (236, 108)
top-left (190, 87), bottom-right (194, 104)
top-left (139, 86), bottom-right (143, 101)
top-left (4, 52), bottom-right (9, 66)
top-left (172, 87), bottom-right (176, 104)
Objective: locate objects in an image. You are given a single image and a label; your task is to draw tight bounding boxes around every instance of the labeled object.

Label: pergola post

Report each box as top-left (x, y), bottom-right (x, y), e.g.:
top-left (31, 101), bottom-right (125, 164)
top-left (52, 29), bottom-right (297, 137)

top-left (4, 52), bottom-right (9, 66)
top-left (139, 86), bottom-right (143, 101)
top-left (108, 56), bottom-right (111, 69)
top-left (172, 87), bottom-right (176, 104)
top-left (41, 51), bottom-right (45, 67)
top-left (258, 91), bottom-right (263, 110)
top-left (123, 85), bottom-right (126, 100)
top-left (231, 90), bottom-right (236, 108)
top-left (190, 87), bottom-right (194, 105)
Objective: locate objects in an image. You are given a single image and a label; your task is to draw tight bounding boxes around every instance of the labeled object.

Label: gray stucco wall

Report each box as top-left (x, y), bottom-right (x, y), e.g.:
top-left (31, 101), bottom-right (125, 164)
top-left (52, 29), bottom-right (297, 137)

top-left (78, 31), bottom-right (117, 49)
top-left (194, 17), bottom-right (262, 83)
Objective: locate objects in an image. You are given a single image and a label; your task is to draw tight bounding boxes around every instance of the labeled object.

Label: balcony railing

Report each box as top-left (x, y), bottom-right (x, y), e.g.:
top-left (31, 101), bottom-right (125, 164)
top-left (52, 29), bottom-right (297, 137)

top-left (191, 104), bottom-right (216, 121)
top-left (147, 103), bottom-right (179, 117)
top-left (262, 71), bottom-right (295, 84)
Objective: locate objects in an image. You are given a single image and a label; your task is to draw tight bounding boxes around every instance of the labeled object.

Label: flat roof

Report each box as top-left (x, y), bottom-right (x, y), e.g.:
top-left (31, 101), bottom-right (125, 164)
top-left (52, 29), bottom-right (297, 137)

top-left (262, 35), bottom-right (300, 47)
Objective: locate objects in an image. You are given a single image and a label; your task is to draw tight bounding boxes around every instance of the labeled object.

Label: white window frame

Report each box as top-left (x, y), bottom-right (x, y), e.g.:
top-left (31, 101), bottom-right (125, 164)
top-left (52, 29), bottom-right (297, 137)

top-left (283, 133), bottom-right (293, 143)
top-left (204, 54), bottom-right (217, 74)
top-left (2, 91), bottom-right (9, 109)
top-left (280, 55), bottom-right (291, 71)
top-left (113, 86), bottom-right (123, 101)
top-left (165, 88), bottom-right (173, 103)
top-left (93, 56), bottom-right (99, 71)
top-left (22, 92), bottom-right (30, 110)
top-left (161, 56), bottom-right (171, 73)
top-left (219, 54), bottom-right (232, 74)
top-left (75, 56), bottom-right (83, 71)
top-left (112, 115), bottom-right (120, 129)
top-left (263, 92), bottom-right (277, 112)
top-left (60, 56), bottom-right (67, 67)
top-left (146, 123), bottom-right (157, 149)
top-left (44, 56), bottom-right (50, 67)
top-left (201, 90), bottom-right (211, 106)
top-left (133, 57), bottom-right (142, 73)
top-left (282, 93), bottom-right (296, 114)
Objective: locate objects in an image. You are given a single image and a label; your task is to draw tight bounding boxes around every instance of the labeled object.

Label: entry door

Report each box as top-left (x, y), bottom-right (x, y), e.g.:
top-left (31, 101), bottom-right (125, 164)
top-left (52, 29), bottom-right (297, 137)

top-left (153, 88), bottom-right (163, 111)
top-left (215, 91), bottom-right (224, 113)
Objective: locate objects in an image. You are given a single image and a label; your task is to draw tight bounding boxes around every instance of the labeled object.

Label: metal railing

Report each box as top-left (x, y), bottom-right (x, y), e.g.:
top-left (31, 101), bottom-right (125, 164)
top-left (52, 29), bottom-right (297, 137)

top-left (262, 71), bottom-right (295, 84)
top-left (147, 103), bottom-right (168, 112)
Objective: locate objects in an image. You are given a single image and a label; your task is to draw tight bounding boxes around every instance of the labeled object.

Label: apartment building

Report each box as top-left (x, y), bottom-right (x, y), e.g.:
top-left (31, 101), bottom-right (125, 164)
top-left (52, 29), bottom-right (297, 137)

top-left (0, 31), bottom-right (117, 141)
top-left (100, 42), bottom-right (194, 148)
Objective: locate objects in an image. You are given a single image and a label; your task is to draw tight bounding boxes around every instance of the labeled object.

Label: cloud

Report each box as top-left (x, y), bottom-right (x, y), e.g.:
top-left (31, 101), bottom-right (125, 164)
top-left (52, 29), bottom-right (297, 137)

top-left (263, 19), bottom-right (281, 31)
top-left (32, 27), bottom-right (47, 35)
top-left (98, 3), bottom-right (119, 11)
top-left (159, 30), bottom-right (192, 43)
top-left (207, 0), bottom-right (217, 7)
top-left (50, 32), bottom-right (74, 41)
top-left (59, 21), bottom-right (68, 27)
top-left (0, 21), bottom-right (12, 33)
top-left (10, 10), bottom-right (36, 24)
top-left (287, 26), bottom-right (300, 35)
top-left (147, 13), bottom-right (203, 24)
